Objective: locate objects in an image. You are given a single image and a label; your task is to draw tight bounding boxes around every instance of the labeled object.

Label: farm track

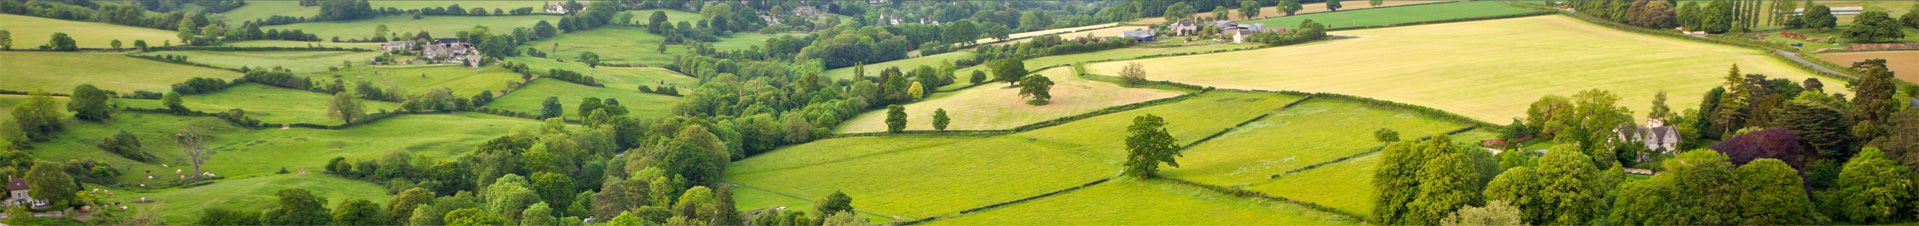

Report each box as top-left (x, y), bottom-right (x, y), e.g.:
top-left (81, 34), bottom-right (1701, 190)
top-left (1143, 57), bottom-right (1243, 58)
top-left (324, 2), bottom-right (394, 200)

top-left (1775, 49), bottom-right (1852, 78)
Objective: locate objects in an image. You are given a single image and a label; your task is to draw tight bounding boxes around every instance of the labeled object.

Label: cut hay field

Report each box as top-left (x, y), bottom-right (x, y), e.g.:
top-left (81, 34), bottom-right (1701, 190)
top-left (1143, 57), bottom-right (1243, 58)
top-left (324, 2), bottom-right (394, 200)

top-left (1817, 51), bottom-right (1919, 83)
top-left (138, 50), bottom-right (384, 73)
top-left (217, 40), bottom-right (386, 49)
top-left (971, 23), bottom-right (1120, 45)
top-left (943, 43), bottom-right (1260, 91)
top-left (1245, 152), bottom-right (1380, 216)
top-left (487, 79), bottom-right (679, 120)
top-left (988, 26), bottom-right (1150, 46)
top-left (115, 174), bottom-right (390, 225)
top-left (928, 179), bottom-right (1354, 225)
top-left (822, 51), bottom-right (975, 80)
top-left (0, 52), bottom-right (243, 93)
top-left (506, 56), bottom-right (699, 89)
top-left (0, 14), bottom-right (179, 48)
top-left (836, 67), bottom-right (1185, 133)
top-left (27, 112), bottom-right (551, 186)
top-left (267, 15), bottom-right (561, 40)
top-left (1242, 1), bottom-right (1541, 30)
top-left (1089, 15), bottom-right (1844, 122)
top-left (119, 84), bottom-right (404, 125)
top-left (519, 26), bottom-right (685, 67)
top-left (724, 135), bottom-right (1115, 219)
top-left (1130, 0), bottom-right (1453, 24)
top-left (1159, 99), bottom-right (1473, 185)
top-left (306, 64), bottom-right (524, 96)
top-left (218, 0), bottom-right (318, 23)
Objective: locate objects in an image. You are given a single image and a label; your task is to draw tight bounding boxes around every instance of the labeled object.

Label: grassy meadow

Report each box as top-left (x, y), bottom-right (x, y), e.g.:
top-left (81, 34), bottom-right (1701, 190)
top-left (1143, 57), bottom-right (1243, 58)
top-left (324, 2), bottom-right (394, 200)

top-left (1090, 15), bottom-right (1844, 122)
top-left (1010, 91), bottom-right (1305, 163)
top-left (217, 1), bottom-right (319, 23)
top-left (114, 174), bottom-right (390, 225)
top-left (0, 14), bottom-right (180, 49)
top-left (822, 51), bottom-right (975, 80)
top-left (951, 43), bottom-right (1262, 88)
top-left (217, 40), bottom-right (387, 49)
top-left (306, 64), bottom-right (524, 96)
top-left (519, 26), bottom-right (684, 67)
top-left (119, 84), bottom-right (404, 125)
top-left (0, 52), bottom-right (242, 93)
top-left (1130, 0), bottom-right (1453, 24)
top-left (1244, 153), bottom-right (1381, 216)
top-left (723, 135), bottom-right (1115, 219)
top-left (625, 9), bottom-right (704, 24)
top-left (486, 79), bottom-right (679, 120)
top-left (1817, 50), bottom-right (1919, 83)
top-left (836, 67), bottom-right (1185, 133)
top-left (1242, 1), bottom-right (1541, 29)
top-left (138, 50), bottom-right (384, 73)
top-left (1160, 99), bottom-right (1473, 185)
top-left (505, 56), bottom-right (699, 89)
top-left (928, 179), bottom-right (1355, 225)
top-left (267, 15), bottom-right (561, 40)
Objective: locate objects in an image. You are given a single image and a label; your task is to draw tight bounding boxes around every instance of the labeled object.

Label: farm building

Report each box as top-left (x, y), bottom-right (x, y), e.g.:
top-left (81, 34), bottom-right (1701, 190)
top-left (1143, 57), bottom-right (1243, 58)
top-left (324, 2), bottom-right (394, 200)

top-left (1170, 21), bottom-right (1199, 36)
top-left (1612, 119), bottom-right (1681, 154)
top-left (1227, 29), bottom-right (1256, 43)
top-left (379, 40), bottom-right (415, 52)
top-left (422, 40), bottom-right (481, 67)
top-left (545, 1), bottom-right (589, 14)
top-left (5, 178), bottom-right (46, 208)
top-left (1121, 30), bottom-right (1156, 41)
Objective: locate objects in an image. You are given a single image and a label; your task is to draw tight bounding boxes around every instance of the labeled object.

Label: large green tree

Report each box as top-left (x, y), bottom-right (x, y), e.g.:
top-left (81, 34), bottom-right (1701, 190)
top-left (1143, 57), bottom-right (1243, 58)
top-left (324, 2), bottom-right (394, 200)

top-left (25, 161), bottom-right (77, 206)
top-left (1850, 59), bottom-right (1901, 126)
top-left (1805, 5), bottom-right (1837, 31)
top-left (1736, 159), bottom-right (1817, 225)
top-left (931, 108), bottom-right (950, 131)
top-left (992, 59), bottom-right (1028, 85)
top-left (47, 32), bottom-right (77, 51)
top-left (1830, 148), bottom-right (1916, 223)
top-left (1164, 2), bottom-right (1196, 21)
top-left (331, 198), bottom-right (386, 225)
top-left (11, 90), bottom-right (63, 142)
top-left (1123, 114), bottom-right (1180, 178)
top-left (1844, 11), bottom-right (1907, 43)
top-left (387, 188), bottom-right (435, 224)
top-left (1486, 147), bottom-right (1605, 225)
top-left (67, 84), bottom-right (112, 121)
top-left (1018, 74), bottom-right (1054, 105)
top-left (1240, 1), bottom-right (1262, 19)
top-left (262, 188), bottom-right (333, 225)
top-left (885, 105), bottom-right (906, 133)
top-left (328, 92), bottom-right (366, 124)
top-left (1279, 0), bottom-right (1303, 16)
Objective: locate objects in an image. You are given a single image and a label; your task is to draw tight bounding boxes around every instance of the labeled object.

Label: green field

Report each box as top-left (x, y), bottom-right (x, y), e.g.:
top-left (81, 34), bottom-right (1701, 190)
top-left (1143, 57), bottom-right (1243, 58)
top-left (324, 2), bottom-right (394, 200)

top-left (505, 56), bottom-right (699, 89)
top-left (625, 9), bottom-right (703, 24)
top-left (822, 51), bottom-right (975, 80)
top-left (486, 79), bottom-right (679, 120)
top-left (1090, 15), bottom-right (1845, 122)
top-left (731, 185), bottom-right (898, 223)
top-left (114, 174), bottom-right (391, 225)
top-left (0, 95), bottom-right (67, 116)
top-left (267, 15), bottom-right (562, 40)
top-left (218, 1), bottom-right (319, 23)
top-left (929, 179), bottom-right (1354, 225)
top-left (370, 0), bottom-right (547, 11)
top-left (836, 67), bottom-right (1185, 133)
top-left (1242, 1), bottom-right (1542, 29)
top-left (1160, 99), bottom-right (1473, 185)
top-left (1010, 91), bottom-right (1305, 162)
top-left (217, 40), bottom-right (386, 49)
top-left (119, 84), bottom-right (404, 125)
top-left (724, 135), bottom-right (1115, 219)
top-left (138, 50), bottom-right (384, 73)
top-left (305, 64), bottom-right (524, 96)
top-left (0, 14), bottom-right (180, 48)
top-left (949, 43), bottom-right (1261, 90)
top-left (519, 26), bottom-right (685, 67)
top-left (713, 32), bottom-right (801, 50)
top-left (1245, 153), bottom-right (1381, 216)
top-left (0, 52), bottom-right (243, 93)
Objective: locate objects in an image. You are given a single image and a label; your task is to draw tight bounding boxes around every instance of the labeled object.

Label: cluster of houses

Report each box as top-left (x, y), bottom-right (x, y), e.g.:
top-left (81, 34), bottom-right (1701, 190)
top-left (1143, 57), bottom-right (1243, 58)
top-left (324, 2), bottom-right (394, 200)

top-left (377, 38), bottom-right (484, 68)
top-left (542, 1), bottom-right (587, 14)
top-left (1114, 20), bottom-right (1283, 44)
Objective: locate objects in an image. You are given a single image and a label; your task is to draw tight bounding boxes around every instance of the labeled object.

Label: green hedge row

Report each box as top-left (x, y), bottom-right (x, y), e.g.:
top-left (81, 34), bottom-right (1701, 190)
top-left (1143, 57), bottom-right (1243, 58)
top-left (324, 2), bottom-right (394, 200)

top-left (1176, 96), bottom-right (1315, 150)
top-left (125, 54), bottom-right (248, 73)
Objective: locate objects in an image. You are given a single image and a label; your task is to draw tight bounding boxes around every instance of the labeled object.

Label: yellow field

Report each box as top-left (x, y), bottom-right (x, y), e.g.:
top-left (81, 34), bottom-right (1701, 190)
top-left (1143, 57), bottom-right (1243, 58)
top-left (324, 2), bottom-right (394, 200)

top-left (1090, 15), bottom-right (1844, 122)
top-left (836, 67), bottom-right (1184, 133)
top-left (973, 23), bottom-right (1120, 45)
top-left (1130, 0), bottom-right (1453, 24)
top-left (1816, 51), bottom-right (1919, 83)
top-left (990, 26), bottom-right (1152, 46)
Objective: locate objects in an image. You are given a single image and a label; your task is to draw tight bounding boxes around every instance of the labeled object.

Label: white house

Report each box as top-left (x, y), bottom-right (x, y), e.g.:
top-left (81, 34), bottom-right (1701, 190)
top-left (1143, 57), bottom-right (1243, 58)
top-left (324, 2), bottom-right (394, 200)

top-left (1228, 29), bottom-right (1255, 43)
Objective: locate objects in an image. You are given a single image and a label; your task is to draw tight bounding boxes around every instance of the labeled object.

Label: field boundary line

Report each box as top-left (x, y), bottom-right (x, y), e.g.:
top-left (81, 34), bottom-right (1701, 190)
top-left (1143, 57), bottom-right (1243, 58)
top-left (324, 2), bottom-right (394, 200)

top-left (1175, 95), bottom-right (1315, 151)
top-left (893, 176), bottom-right (1117, 225)
top-left (1238, 125), bottom-right (1480, 187)
top-left (1155, 177), bottom-right (1367, 220)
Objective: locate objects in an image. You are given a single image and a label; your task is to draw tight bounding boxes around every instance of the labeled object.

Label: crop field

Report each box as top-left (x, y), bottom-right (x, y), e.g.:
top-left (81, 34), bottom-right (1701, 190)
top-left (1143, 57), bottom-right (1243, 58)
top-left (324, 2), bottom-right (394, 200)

top-left (1130, 0), bottom-right (1453, 24)
top-left (370, 0), bottom-right (547, 11)
top-left (486, 79), bottom-right (679, 120)
top-left (519, 26), bottom-right (686, 67)
top-left (0, 14), bottom-right (180, 48)
top-left (724, 135), bottom-right (1115, 219)
top-left (308, 64), bottom-right (524, 96)
top-left (929, 179), bottom-right (1354, 225)
top-left (822, 51), bottom-right (975, 80)
top-left (1243, 1), bottom-right (1542, 30)
top-left (988, 26), bottom-right (1150, 46)
top-left (267, 15), bottom-right (562, 40)
top-left (1011, 91), bottom-right (1306, 163)
top-left (218, 1), bottom-right (318, 23)
top-left (28, 112), bottom-right (552, 186)
top-left (951, 43), bottom-right (1262, 86)
top-left (217, 40), bottom-right (387, 49)
top-left (119, 84), bottom-right (404, 125)
top-left (1817, 51), bottom-right (1919, 83)
top-left (1244, 152), bottom-right (1380, 216)
top-left (1159, 99), bottom-right (1472, 185)
top-left (0, 52), bottom-right (243, 93)
top-left (972, 23), bottom-right (1120, 45)
top-left (1089, 15), bottom-right (1843, 122)
top-left (505, 56), bottom-right (699, 89)
top-left (836, 67), bottom-right (1185, 133)
top-left (138, 50), bottom-right (384, 73)
top-left (115, 174), bottom-right (390, 225)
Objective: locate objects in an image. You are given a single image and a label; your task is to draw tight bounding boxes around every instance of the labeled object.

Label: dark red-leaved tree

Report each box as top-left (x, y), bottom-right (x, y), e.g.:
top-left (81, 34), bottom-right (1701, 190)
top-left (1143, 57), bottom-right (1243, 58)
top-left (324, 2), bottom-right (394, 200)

top-left (1711, 129), bottom-right (1811, 170)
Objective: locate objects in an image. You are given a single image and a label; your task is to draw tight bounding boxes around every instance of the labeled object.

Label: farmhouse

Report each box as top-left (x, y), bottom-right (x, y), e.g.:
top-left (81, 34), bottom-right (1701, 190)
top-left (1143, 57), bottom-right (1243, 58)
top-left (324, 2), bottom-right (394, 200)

top-left (379, 40), bottom-right (415, 52)
top-left (1612, 119), bottom-right (1680, 153)
top-left (1170, 21), bottom-right (1199, 36)
top-left (1227, 29), bottom-right (1256, 43)
top-left (791, 6), bottom-right (825, 17)
top-left (422, 39), bottom-right (482, 67)
top-left (544, 1), bottom-right (588, 14)
top-left (5, 178), bottom-right (46, 208)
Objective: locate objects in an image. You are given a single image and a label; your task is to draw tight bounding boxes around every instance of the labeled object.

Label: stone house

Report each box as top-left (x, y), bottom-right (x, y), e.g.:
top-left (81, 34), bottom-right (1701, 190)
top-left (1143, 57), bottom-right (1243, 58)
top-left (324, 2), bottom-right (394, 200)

top-left (379, 40), bottom-right (415, 52)
top-left (1227, 29), bottom-right (1255, 43)
top-left (1613, 119), bottom-right (1681, 153)
top-left (1169, 21), bottom-right (1199, 36)
top-left (5, 178), bottom-right (45, 208)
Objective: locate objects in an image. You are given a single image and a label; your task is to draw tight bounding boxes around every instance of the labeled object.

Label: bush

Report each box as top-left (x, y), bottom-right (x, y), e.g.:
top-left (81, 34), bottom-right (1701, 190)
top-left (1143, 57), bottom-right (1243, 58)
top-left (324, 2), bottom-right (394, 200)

top-left (96, 130), bottom-right (156, 162)
top-left (171, 77), bottom-right (231, 94)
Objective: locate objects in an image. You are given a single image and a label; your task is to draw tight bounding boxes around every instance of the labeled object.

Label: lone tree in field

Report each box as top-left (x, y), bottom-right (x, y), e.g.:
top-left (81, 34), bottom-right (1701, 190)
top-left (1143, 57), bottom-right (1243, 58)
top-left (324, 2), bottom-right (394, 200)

top-left (970, 70), bottom-right (988, 84)
top-left (1279, 0), bottom-right (1303, 16)
top-left (1120, 62), bottom-right (1147, 86)
top-left (47, 32), bottom-right (77, 51)
top-left (1018, 74), bottom-right (1054, 105)
top-left (541, 96), bottom-right (563, 119)
top-left (1374, 128), bottom-right (1399, 144)
top-left (932, 108), bottom-right (950, 131)
top-left (175, 126), bottom-right (213, 183)
top-left (886, 105), bottom-right (907, 133)
top-left (1123, 114), bottom-right (1181, 178)
top-left (110, 39), bottom-right (121, 50)
top-left (327, 92), bottom-right (366, 125)
top-left (1326, 0), bottom-right (1343, 11)
top-left (992, 59), bottom-right (1027, 85)
top-left (578, 51), bottom-right (601, 67)
top-left (0, 29), bottom-right (11, 50)
top-left (68, 84), bottom-right (113, 121)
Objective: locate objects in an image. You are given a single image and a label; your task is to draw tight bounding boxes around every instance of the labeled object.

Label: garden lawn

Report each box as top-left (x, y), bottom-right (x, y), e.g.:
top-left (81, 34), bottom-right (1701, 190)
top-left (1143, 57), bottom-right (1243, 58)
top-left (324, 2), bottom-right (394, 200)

top-left (138, 50), bottom-right (384, 73)
top-left (836, 67), bottom-right (1185, 133)
top-left (1244, 152), bottom-right (1381, 216)
top-left (0, 14), bottom-right (179, 48)
top-left (1009, 91), bottom-right (1306, 163)
top-left (486, 79), bottom-right (679, 120)
top-left (1159, 99), bottom-right (1473, 185)
top-left (0, 52), bottom-right (242, 93)
top-left (822, 51), bottom-right (975, 80)
top-left (217, 0), bottom-right (318, 23)
top-left (519, 26), bottom-right (683, 67)
top-left (113, 174), bottom-right (390, 225)
top-left (1090, 15), bottom-right (1845, 122)
top-left (1241, 1), bottom-right (1542, 30)
top-left (723, 135), bottom-right (1114, 220)
top-left (118, 84), bottom-right (404, 125)
top-left (305, 64), bottom-right (525, 96)
top-left (505, 56), bottom-right (699, 89)
top-left (927, 178), bottom-right (1354, 225)
top-left (1817, 50), bottom-right (1919, 83)
top-left (266, 15), bottom-right (562, 40)
top-left (1130, 0), bottom-right (1453, 24)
